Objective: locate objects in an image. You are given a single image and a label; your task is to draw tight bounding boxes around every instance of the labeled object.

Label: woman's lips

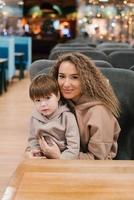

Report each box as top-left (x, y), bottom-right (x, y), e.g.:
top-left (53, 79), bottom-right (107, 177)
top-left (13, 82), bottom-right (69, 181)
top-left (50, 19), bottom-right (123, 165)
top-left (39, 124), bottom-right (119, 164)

top-left (62, 89), bottom-right (72, 94)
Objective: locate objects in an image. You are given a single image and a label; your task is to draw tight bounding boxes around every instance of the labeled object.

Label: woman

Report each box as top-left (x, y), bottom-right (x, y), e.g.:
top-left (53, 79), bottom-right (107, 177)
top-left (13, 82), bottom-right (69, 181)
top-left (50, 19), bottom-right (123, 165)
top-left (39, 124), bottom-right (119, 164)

top-left (29, 52), bottom-right (121, 160)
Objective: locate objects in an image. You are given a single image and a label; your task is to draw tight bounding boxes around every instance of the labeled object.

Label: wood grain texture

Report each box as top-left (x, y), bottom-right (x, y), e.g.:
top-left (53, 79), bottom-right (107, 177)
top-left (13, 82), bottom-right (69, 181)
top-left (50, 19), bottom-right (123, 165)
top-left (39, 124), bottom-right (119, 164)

top-left (2, 159), bottom-right (134, 200)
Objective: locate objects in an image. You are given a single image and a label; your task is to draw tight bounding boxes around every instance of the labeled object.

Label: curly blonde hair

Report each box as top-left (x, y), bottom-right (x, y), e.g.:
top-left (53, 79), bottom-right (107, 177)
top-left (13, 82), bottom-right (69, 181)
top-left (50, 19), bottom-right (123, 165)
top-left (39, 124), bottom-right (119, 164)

top-left (50, 52), bottom-right (120, 118)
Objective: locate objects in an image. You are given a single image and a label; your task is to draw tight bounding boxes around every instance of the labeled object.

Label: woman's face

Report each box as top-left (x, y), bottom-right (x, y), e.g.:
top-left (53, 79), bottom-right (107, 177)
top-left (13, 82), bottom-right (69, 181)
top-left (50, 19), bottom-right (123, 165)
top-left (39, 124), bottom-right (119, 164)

top-left (58, 61), bottom-right (81, 102)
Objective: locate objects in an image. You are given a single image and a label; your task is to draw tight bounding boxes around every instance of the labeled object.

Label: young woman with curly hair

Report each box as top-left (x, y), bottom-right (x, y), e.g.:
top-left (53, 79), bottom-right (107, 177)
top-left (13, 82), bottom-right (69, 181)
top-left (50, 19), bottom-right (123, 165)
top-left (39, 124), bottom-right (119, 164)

top-left (39, 52), bottom-right (121, 160)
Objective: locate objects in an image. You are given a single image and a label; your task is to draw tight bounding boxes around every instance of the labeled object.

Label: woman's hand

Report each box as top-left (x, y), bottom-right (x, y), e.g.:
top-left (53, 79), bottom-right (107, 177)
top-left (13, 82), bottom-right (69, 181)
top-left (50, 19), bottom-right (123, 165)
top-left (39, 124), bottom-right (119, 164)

top-left (39, 136), bottom-right (61, 159)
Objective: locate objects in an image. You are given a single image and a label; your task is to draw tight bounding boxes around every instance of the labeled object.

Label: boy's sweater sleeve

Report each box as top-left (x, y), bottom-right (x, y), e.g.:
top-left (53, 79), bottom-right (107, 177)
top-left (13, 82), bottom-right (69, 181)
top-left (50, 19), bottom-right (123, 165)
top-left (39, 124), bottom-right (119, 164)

top-left (28, 117), bottom-right (40, 151)
top-left (60, 112), bottom-right (80, 159)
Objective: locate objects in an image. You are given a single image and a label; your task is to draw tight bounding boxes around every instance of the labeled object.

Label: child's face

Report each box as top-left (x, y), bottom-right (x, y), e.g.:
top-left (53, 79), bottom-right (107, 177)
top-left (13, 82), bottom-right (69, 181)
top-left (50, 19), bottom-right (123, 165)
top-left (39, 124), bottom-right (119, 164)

top-left (34, 93), bottom-right (60, 117)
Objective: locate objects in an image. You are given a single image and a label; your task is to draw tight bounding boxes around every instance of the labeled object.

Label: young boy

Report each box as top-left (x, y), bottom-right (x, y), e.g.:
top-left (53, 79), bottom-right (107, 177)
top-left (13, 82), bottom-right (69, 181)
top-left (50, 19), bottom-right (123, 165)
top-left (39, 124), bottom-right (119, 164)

top-left (28, 73), bottom-right (80, 159)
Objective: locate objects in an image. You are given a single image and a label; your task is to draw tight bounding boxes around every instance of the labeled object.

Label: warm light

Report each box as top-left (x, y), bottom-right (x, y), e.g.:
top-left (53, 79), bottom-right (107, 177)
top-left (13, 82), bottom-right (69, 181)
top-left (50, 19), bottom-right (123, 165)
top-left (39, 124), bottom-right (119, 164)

top-left (18, 1), bottom-right (24, 6)
top-left (123, 1), bottom-right (127, 5)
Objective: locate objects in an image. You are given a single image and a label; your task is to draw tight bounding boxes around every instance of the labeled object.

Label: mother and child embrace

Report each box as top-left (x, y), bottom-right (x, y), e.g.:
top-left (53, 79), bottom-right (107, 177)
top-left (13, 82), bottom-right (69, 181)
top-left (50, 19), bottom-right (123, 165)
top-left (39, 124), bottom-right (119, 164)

top-left (26, 52), bottom-right (121, 160)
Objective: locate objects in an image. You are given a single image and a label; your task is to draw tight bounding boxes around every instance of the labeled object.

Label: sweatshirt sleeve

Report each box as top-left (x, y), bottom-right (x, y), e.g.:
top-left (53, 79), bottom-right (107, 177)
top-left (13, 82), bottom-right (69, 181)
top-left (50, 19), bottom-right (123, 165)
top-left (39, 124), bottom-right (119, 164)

top-left (79, 106), bottom-right (120, 160)
top-left (60, 112), bottom-right (80, 159)
top-left (28, 117), bottom-right (40, 151)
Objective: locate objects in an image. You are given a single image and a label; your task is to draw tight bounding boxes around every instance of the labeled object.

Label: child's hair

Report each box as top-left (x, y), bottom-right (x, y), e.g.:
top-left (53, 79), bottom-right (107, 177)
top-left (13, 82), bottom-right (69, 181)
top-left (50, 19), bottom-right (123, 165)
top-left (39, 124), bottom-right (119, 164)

top-left (29, 73), bottom-right (59, 101)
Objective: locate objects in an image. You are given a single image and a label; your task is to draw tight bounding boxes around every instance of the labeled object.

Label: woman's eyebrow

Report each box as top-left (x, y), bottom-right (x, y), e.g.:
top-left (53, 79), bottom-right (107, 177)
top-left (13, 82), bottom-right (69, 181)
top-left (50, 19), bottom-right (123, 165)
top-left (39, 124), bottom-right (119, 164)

top-left (59, 73), bottom-right (78, 75)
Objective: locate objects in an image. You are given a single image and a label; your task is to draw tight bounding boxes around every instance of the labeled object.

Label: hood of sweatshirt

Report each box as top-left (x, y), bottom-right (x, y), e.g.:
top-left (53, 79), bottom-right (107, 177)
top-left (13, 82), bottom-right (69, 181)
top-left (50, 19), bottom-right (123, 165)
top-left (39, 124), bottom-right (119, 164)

top-left (70, 95), bottom-right (104, 111)
top-left (32, 101), bottom-right (69, 123)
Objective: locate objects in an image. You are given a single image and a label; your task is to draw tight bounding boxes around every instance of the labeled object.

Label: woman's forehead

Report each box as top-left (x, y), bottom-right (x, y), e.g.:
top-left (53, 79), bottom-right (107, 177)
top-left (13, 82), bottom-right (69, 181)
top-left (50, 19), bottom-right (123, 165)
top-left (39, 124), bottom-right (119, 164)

top-left (59, 61), bottom-right (77, 73)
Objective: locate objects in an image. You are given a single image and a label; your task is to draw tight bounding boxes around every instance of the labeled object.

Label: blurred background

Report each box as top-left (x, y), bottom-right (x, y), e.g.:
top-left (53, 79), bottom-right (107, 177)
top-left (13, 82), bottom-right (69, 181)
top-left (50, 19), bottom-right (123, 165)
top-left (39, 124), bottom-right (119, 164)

top-left (0, 0), bottom-right (133, 60)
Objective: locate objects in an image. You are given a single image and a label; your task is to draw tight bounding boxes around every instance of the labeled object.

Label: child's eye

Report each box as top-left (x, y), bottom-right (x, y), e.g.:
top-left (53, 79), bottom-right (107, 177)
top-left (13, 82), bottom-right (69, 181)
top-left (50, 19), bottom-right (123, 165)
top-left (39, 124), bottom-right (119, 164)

top-left (46, 96), bottom-right (51, 100)
top-left (35, 99), bottom-right (40, 102)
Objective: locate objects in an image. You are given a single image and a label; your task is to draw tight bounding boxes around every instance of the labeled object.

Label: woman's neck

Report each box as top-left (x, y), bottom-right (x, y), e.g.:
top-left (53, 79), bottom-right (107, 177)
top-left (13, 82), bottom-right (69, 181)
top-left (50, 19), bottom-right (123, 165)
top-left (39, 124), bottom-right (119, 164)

top-left (71, 94), bottom-right (83, 104)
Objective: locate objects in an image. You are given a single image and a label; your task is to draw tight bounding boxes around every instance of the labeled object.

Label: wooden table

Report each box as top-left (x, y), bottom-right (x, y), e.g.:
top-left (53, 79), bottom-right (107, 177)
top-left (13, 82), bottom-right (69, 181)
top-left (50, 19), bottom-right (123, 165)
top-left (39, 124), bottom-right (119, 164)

top-left (2, 159), bottom-right (134, 200)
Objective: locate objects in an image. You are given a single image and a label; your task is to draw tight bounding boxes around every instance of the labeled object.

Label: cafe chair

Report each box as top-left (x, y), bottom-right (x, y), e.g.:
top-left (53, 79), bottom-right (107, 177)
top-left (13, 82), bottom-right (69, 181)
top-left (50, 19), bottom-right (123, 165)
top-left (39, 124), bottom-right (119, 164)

top-left (29, 59), bottom-right (55, 80)
top-left (49, 49), bottom-right (108, 61)
top-left (109, 51), bottom-right (134, 69)
top-left (54, 43), bottom-right (89, 48)
top-left (50, 46), bottom-right (93, 54)
top-left (101, 47), bottom-right (134, 55)
top-left (100, 67), bottom-right (134, 160)
top-left (97, 42), bottom-right (131, 49)
top-left (129, 65), bottom-right (134, 71)
top-left (93, 60), bottom-right (113, 68)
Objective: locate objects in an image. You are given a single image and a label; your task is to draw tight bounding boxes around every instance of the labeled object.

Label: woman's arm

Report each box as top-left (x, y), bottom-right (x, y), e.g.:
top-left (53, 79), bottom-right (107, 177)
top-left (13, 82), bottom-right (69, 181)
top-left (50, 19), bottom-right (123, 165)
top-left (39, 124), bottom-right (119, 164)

top-left (26, 117), bottom-right (42, 158)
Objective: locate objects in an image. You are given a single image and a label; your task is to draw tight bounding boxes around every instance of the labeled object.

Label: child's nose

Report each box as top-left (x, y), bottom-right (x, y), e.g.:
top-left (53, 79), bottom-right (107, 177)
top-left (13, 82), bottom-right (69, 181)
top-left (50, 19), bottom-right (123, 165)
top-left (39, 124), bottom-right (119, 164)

top-left (40, 100), bottom-right (47, 106)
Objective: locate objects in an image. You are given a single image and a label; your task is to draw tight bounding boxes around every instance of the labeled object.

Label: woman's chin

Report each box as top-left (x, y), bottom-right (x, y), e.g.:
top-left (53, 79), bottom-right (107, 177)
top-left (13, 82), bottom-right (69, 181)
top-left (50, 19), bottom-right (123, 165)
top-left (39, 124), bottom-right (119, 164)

top-left (62, 94), bottom-right (72, 99)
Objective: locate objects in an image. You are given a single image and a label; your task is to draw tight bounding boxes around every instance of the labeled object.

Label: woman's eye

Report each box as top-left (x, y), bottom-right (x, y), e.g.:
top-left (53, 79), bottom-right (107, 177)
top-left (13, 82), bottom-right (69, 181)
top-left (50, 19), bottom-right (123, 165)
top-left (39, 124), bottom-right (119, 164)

top-left (72, 76), bottom-right (79, 79)
top-left (58, 75), bottom-right (64, 79)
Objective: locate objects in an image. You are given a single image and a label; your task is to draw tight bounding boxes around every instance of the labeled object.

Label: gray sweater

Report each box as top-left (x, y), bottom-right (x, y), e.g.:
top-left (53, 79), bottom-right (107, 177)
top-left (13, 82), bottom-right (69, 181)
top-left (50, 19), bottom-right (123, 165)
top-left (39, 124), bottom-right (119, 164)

top-left (28, 103), bottom-right (80, 159)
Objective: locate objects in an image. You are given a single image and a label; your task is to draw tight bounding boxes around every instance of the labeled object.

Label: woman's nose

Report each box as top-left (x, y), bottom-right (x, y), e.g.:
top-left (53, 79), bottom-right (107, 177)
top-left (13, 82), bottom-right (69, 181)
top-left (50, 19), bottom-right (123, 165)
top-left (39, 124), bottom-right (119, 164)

top-left (63, 78), bottom-right (71, 86)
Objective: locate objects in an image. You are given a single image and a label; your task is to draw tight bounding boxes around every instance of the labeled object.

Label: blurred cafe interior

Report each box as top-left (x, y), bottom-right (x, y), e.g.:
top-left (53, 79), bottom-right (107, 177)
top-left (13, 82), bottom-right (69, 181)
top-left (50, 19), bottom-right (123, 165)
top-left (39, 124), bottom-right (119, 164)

top-left (0, 0), bottom-right (133, 60)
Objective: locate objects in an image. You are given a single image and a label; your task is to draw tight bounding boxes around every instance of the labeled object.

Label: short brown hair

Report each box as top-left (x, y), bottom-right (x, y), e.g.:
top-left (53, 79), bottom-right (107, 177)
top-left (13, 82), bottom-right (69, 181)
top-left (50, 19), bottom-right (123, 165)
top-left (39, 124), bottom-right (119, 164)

top-left (29, 74), bottom-right (59, 101)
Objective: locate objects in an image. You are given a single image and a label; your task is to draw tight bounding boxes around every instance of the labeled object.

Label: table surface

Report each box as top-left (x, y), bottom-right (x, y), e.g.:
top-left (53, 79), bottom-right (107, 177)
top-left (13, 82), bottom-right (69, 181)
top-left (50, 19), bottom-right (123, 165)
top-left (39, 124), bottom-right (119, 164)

top-left (2, 159), bottom-right (134, 200)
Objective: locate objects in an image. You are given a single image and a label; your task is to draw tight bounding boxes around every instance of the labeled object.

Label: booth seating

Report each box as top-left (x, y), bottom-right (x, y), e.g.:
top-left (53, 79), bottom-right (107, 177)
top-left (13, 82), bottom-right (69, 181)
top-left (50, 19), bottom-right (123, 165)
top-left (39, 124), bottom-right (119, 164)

top-left (0, 36), bottom-right (32, 81)
top-left (15, 52), bottom-right (25, 80)
top-left (49, 49), bottom-right (108, 61)
top-left (29, 59), bottom-right (113, 81)
top-left (54, 43), bottom-right (89, 48)
top-left (93, 60), bottom-right (113, 68)
top-left (0, 58), bottom-right (8, 94)
top-left (14, 36), bottom-right (32, 79)
top-left (29, 59), bottom-right (55, 80)
top-left (129, 65), bottom-right (134, 71)
top-left (50, 46), bottom-right (94, 54)
top-left (0, 36), bottom-right (15, 81)
top-left (97, 42), bottom-right (131, 49)
top-left (29, 59), bottom-right (134, 160)
top-left (100, 47), bottom-right (134, 55)
top-left (101, 68), bottom-right (134, 159)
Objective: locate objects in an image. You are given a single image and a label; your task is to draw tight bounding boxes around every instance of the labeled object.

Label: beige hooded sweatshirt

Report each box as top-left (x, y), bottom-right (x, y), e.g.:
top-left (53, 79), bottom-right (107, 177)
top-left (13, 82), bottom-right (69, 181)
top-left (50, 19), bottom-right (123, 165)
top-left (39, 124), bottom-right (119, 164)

top-left (29, 103), bottom-right (80, 159)
top-left (69, 95), bottom-right (121, 160)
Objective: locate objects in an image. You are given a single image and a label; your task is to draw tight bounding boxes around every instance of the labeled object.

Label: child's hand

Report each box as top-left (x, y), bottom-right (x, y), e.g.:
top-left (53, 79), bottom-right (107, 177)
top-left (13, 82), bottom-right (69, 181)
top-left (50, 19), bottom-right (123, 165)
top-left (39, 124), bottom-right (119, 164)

top-left (25, 149), bottom-right (45, 159)
top-left (39, 137), bottom-right (61, 159)
top-left (24, 150), bottom-right (34, 159)
top-left (32, 149), bottom-right (43, 157)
